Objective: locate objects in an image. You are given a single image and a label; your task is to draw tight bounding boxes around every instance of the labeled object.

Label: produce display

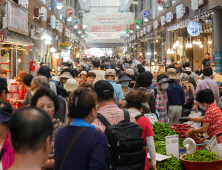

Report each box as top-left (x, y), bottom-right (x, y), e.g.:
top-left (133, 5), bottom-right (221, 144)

top-left (156, 156), bottom-right (184, 170)
top-left (183, 150), bottom-right (220, 162)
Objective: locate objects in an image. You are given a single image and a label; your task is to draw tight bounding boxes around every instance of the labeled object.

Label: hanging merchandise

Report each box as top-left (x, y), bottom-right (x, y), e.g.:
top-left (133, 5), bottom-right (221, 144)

top-left (187, 21), bottom-right (202, 36)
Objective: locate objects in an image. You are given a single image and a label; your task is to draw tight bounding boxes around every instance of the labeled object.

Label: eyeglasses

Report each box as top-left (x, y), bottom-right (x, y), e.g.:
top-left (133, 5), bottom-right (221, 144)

top-left (31, 85), bottom-right (39, 91)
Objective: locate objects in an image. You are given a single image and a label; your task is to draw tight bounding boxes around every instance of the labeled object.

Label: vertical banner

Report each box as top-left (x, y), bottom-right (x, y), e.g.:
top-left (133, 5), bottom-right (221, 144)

top-left (215, 51), bottom-right (221, 72)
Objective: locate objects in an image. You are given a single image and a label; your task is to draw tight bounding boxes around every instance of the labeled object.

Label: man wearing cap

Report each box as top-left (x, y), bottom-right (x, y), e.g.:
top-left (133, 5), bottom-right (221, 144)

top-left (0, 78), bottom-right (10, 101)
top-left (92, 80), bottom-right (136, 133)
top-left (13, 71), bottom-right (28, 108)
top-left (105, 69), bottom-right (124, 108)
top-left (166, 68), bottom-right (185, 125)
top-left (66, 59), bottom-right (74, 68)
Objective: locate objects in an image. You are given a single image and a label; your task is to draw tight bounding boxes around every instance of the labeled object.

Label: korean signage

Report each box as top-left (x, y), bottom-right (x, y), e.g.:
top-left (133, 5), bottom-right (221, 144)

top-left (153, 21), bottom-right (159, 29)
top-left (191, 0), bottom-right (198, 10)
top-left (215, 51), bottom-right (221, 73)
top-left (1, 31), bottom-right (4, 41)
top-left (176, 4), bottom-right (188, 19)
top-left (143, 27), bottom-right (146, 34)
top-left (88, 32), bottom-right (120, 40)
top-left (147, 25), bottom-right (152, 32)
top-left (166, 12), bottom-right (175, 23)
top-left (161, 16), bottom-right (166, 25)
top-left (7, 0), bottom-right (28, 36)
top-left (87, 25), bottom-right (125, 32)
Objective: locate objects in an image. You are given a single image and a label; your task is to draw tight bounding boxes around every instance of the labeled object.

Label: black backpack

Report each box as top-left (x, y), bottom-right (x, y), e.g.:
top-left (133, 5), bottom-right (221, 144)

top-left (97, 109), bottom-right (146, 170)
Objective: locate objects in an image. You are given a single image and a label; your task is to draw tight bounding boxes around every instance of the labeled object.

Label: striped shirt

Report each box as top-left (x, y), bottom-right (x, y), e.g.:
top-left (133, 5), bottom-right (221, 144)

top-left (93, 104), bottom-right (136, 133)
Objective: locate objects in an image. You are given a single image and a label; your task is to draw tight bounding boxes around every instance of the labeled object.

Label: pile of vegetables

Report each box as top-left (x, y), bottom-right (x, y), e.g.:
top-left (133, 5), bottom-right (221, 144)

top-left (156, 156), bottom-right (184, 170)
top-left (183, 150), bottom-right (220, 162)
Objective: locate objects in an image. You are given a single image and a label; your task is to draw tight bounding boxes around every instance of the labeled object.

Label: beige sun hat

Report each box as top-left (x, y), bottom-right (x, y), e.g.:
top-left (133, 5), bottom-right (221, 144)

top-left (166, 68), bottom-right (180, 80)
top-left (64, 79), bottom-right (78, 92)
top-left (125, 69), bottom-right (134, 75)
top-left (59, 72), bottom-right (73, 79)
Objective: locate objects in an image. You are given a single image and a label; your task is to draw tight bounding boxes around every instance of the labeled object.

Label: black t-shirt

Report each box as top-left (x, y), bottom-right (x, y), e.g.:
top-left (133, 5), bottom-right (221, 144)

top-left (202, 58), bottom-right (210, 67)
top-left (176, 66), bottom-right (182, 74)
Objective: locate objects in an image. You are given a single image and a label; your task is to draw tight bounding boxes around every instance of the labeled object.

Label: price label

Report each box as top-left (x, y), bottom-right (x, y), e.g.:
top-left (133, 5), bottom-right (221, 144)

top-left (144, 113), bottom-right (158, 124)
top-left (208, 135), bottom-right (222, 159)
top-left (165, 135), bottom-right (179, 159)
top-left (148, 153), bottom-right (171, 161)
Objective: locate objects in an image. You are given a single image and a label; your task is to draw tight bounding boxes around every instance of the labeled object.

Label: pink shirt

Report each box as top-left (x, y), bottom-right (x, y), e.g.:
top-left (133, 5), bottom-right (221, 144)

top-left (1, 131), bottom-right (15, 170)
top-left (195, 78), bottom-right (219, 108)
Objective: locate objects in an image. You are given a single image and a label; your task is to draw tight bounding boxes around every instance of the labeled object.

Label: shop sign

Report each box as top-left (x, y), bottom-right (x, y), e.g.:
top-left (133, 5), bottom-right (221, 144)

top-left (137, 32), bottom-right (140, 38)
top-left (143, 27), bottom-right (146, 34)
top-left (29, 45), bottom-right (32, 52)
top-left (166, 12), bottom-right (175, 23)
top-left (88, 32), bottom-right (120, 40)
top-left (161, 16), bottom-right (166, 25)
top-left (140, 30), bottom-right (143, 37)
top-left (165, 135), bottom-right (179, 159)
top-left (153, 21), bottom-right (159, 29)
top-left (187, 21), bottom-right (202, 36)
top-left (176, 4), bottom-right (189, 19)
top-left (1, 31), bottom-right (4, 41)
top-left (215, 51), bottom-right (221, 73)
top-left (7, 0), bottom-right (28, 36)
top-left (208, 136), bottom-right (222, 159)
top-left (198, 0), bottom-right (207, 7)
top-left (147, 25), bottom-right (152, 32)
top-left (191, 0), bottom-right (198, 10)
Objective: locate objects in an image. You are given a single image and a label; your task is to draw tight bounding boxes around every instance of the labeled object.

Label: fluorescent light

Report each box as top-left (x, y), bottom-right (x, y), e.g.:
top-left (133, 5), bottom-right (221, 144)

top-left (158, 5), bottom-right (163, 11)
top-left (67, 17), bottom-right (72, 22)
top-left (18, 58), bottom-right (21, 62)
top-left (57, 4), bottom-right (62, 9)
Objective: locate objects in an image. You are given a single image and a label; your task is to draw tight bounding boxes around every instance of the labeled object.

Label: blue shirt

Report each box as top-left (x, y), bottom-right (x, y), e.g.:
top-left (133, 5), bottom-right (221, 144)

top-left (167, 81), bottom-right (185, 106)
top-left (108, 80), bottom-right (124, 107)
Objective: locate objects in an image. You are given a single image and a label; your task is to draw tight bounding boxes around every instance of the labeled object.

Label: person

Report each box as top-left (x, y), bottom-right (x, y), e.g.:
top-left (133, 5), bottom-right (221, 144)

top-left (58, 68), bottom-right (75, 87)
top-left (92, 80), bottom-right (136, 133)
top-left (179, 89), bottom-right (222, 144)
top-left (55, 88), bottom-right (108, 170)
top-left (64, 78), bottom-right (78, 109)
top-left (73, 59), bottom-right (79, 69)
top-left (66, 59), bottom-right (73, 68)
top-left (115, 64), bottom-right (122, 77)
top-left (131, 55), bottom-right (139, 69)
top-left (138, 57), bottom-right (143, 65)
top-left (166, 68), bottom-right (185, 125)
top-left (37, 65), bottom-right (57, 94)
top-left (7, 107), bottom-right (53, 170)
top-left (60, 62), bottom-right (66, 70)
top-left (181, 73), bottom-right (195, 117)
top-left (125, 89), bottom-right (156, 170)
top-left (86, 72), bottom-right (96, 84)
top-left (182, 67), bottom-right (197, 89)
top-left (77, 62), bottom-right (85, 71)
top-left (30, 87), bottom-right (65, 170)
top-left (144, 62), bottom-right (151, 72)
top-left (110, 58), bottom-right (117, 69)
top-left (174, 63), bottom-right (182, 76)
top-left (105, 69), bottom-right (124, 108)
top-left (150, 74), bottom-right (169, 123)
top-left (128, 60), bottom-right (133, 69)
top-left (202, 53), bottom-right (211, 71)
top-left (118, 73), bottom-right (132, 99)
top-left (205, 61), bottom-right (217, 81)
top-left (138, 67), bottom-right (145, 74)
top-left (181, 62), bottom-right (198, 81)
top-left (80, 82), bottom-right (94, 91)
top-left (89, 60), bottom-right (106, 84)
top-left (83, 58), bottom-right (89, 70)
top-left (136, 72), bottom-right (156, 114)
top-left (0, 78), bottom-right (10, 101)
top-left (125, 69), bottom-right (138, 89)
top-left (78, 70), bottom-right (87, 86)
top-left (100, 64), bottom-right (105, 72)
top-left (0, 101), bottom-right (15, 170)
top-left (192, 67), bottom-right (219, 117)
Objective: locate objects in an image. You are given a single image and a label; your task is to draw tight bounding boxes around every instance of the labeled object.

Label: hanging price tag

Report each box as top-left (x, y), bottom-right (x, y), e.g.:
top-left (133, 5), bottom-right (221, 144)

top-left (165, 135), bottom-right (179, 159)
top-left (208, 135), bottom-right (222, 159)
top-left (144, 113), bottom-right (158, 124)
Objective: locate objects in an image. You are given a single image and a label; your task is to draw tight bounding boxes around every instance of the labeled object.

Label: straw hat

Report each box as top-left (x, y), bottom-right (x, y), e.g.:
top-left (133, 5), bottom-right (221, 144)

top-left (166, 68), bottom-right (180, 80)
top-left (64, 79), bottom-right (78, 92)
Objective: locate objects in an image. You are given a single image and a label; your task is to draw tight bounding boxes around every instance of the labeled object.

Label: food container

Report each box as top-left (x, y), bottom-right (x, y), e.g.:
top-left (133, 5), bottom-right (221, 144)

top-left (180, 154), bottom-right (222, 170)
top-left (11, 104), bottom-right (18, 110)
top-left (10, 83), bottom-right (18, 92)
top-left (18, 84), bottom-right (23, 92)
top-left (13, 92), bottom-right (19, 99)
top-left (7, 92), bottom-right (12, 99)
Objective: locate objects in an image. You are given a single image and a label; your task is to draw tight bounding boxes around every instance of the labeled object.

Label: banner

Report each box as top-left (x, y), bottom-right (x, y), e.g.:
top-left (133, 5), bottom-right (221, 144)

top-left (215, 51), bottom-right (221, 72)
top-left (87, 25), bottom-right (125, 32)
top-left (88, 32), bottom-right (120, 40)
top-left (83, 12), bottom-right (135, 27)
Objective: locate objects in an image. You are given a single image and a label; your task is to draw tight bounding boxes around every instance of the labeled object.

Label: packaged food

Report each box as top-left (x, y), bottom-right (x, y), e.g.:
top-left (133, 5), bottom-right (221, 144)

top-left (11, 83), bottom-right (18, 92)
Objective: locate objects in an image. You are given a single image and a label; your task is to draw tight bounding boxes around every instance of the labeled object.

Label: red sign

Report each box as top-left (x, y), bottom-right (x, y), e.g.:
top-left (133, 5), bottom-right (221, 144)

top-left (1, 31), bottom-right (4, 41)
top-left (29, 45), bottom-right (32, 52)
top-left (88, 25), bottom-right (125, 32)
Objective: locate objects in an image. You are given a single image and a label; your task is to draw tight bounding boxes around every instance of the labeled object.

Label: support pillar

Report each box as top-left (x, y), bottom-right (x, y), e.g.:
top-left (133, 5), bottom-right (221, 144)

top-left (166, 31), bottom-right (171, 65)
top-left (21, 46), bottom-right (31, 73)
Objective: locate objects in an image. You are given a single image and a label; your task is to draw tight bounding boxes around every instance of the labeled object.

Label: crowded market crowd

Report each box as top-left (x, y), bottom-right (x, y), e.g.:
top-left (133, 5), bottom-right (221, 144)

top-left (1, 53), bottom-right (222, 170)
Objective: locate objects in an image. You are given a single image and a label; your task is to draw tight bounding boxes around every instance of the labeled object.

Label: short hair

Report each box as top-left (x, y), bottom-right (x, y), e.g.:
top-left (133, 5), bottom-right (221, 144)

top-left (92, 60), bottom-right (100, 68)
top-left (167, 64), bottom-right (176, 69)
top-left (136, 72), bottom-right (153, 87)
top-left (60, 68), bottom-right (76, 78)
top-left (23, 74), bottom-right (34, 86)
top-left (125, 89), bottom-right (148, 109)
top-left (206, 61), bottom-right (214, 67)
top-left (83, 58), bottom-right (88, 62)
top-left (206, 53), bottom-right (210, 56)
top-left (138, 67), bottom-right (145, 74)
top-left (100, 64), bottom-right (105, 70)
top-left (74, 59), bottom-right (79, 63)
top-left (203, 67), bottom-right (213, 76)
top-left (183, 71), bottom-right (191, 75)
top-left (40, 62), bottom-right (45, 66)
top-left (33, 76), bottom-right (50, 88)
top-left (157, 74), bottom-right (169, 83)
top-left (69, 88), bottom-right (96, 118)
top-left (86, 72), bottom-right (96, 78)
top-left (80, 82), bottom-right (93, 90)
top-left (128, 60), bottom-right (133, 65)
top-left (137, 64), bottom-right (142, 68)
top-left (30, 87), bottom-right (59, 113)
top-left (8, 107), bottom-right (53, 153)
top-left (0, 100), bottom-right (12, 115)
top-left (182, 62), bottom-right (190, 68)
top-left (195, 89), bottom-right (214, 104)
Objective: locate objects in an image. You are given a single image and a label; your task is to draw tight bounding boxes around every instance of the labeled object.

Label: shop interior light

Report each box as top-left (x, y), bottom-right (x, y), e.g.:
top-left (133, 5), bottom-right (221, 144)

top-left (136, 25), bottom-right (140, 29)
top-left (173, 43), bottom-right (176, 49)
top-left (151, 62), bottom-right (154, 65)
top-left (196, 40), bottom-right (201, 45)
top-left (180, 44), bottom-right (183, 49)
top-left (193, 40), bottom-right (196, 44)
top-left (74, 25), bottom-right (78, 29)
top-left (78, 30), bottom-right (81, 34)
top-left (67, 17), bottom-right (72, 22)
top-left (156, 40), bottom-right (158, 42)
top-left (18, 58), bottom-right (21, 62)
top-left (154, 51), bottom-right (157, 55)
top-left (176, 40), bottom-right (179, 46)
top-left (158, 4), bottom-right (163, 11)
top-left (50, 47), bottom-right (56, 53)
top-left (147, 52), bottom-right (151, 55)
top-left (83, 25), bottom-right (87, 29)
top-left (199, 44), bottom-right (203, 48)
top-left (208, 40), bottom-right (212, 44)
top-left (130, 30), bottom-right (134, 33)
top-left (81, 35), bottom-right (84, 38)
top-left (143, 18), bottom-right (149, 23)
top-left (154, 58), bottom-right (157, 61)
top-left (57, 3), bottom-right (63, 9)
top-left (53, 53), bottom-right (59, 59)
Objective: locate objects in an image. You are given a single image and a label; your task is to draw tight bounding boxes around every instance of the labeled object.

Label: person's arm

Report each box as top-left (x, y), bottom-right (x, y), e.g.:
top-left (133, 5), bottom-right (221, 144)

top-left (186, 123), bottom-right (211, 137)
top-left (118, 99), bottom-right (123, 109)
top-left (202, 64), bottom-right (204, 71)
top-left (89, 134), bottom-right (108, 170)
top-left (146, 136), bottom-right (156, 170)
top-left (22, 91), bottom-right (29, 105)
top-left (215, 84), bottom-right (220, 104)
top-left (179, 116), bottom-right (204, 123)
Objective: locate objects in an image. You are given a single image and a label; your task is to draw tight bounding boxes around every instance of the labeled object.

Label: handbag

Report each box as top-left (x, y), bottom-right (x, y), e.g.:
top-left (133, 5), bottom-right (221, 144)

top-left (59, 127), bottom-right (88, 170)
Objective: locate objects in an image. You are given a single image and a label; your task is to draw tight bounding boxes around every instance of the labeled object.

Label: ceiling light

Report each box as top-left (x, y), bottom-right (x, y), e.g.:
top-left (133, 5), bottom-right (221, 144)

top-left (136, 25), bottom-right (140, 29)
top-left (208, 40), bottom-right (212, 44)
top-left (74, 25), bottom-right (78, 29)
top-left (50, 47), bottom-right (56, 53)
top-left (57, 4), bottom-right (62, 9)
top-left (156, 40), bottom-right (158, 42)
top-left (158, 4), bottom-right (163, 11)
top-left (67, 17), bottom-right (72, 22)
top-left (200, 44), bottom-right (203, 48)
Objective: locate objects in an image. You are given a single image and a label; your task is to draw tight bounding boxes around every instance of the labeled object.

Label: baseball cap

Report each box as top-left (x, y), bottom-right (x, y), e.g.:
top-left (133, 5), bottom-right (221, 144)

top-left (0, 78), bottom-right (9, 93)
top-left (38, 65), bottom-right (51, 78)
top-left (184, 67), bottom-right (192, 72)
top-left (17, 71), bottom-right (27, 81)
top-left (94, 80), bottom-right (114, 99)
top-left (60, 72), bottom-right (73, 79)
top-left (0, 108), bottom-right (11, 123)
top-left (64, 79), bottom-right (78, 92)
top-left (78, 62), bottom-right (85, 67)
top-left (66, 59), bottom-right (73, 65)
top-left (105, 69), bottom-right (116, 76)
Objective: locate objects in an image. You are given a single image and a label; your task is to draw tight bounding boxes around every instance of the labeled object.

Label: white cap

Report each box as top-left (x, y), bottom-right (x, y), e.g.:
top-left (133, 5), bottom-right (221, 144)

top-left (66, 59), bottom-right (73, 65)
top-left (64, 79), bottom-right (78, 92)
